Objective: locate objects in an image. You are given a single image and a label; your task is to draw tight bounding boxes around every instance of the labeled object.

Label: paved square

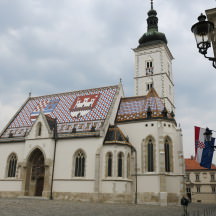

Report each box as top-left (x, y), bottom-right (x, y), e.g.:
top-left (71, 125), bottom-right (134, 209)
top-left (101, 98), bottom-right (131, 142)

top-left (0, 198), bottom-right (216, 216)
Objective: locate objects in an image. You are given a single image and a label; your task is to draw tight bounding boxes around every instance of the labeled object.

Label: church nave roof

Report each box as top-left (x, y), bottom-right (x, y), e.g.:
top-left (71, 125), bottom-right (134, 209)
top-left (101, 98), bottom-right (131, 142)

top-left (0, 85), bottom-right (120, 139)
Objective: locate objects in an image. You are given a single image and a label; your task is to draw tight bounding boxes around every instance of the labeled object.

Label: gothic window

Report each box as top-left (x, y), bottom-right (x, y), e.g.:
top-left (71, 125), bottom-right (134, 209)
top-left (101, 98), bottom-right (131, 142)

top-left (74, 150), bottom-right (86, 177)
top-left (212, 186), bottom-right (216, 193)
top-left (117, 152), bottom-right (124, 177)
top-left (146, 60), bottom-right (153, 75)
top-left (37, 122), bottom-right (42, 136)
top-left (7, 153), bottom-right (17, 177)
top-left (164, 139), bottom-right (171, 172)
top-left (144, 137), bottom-right (156, 173)
top-left (127, 154), bottom-right (130, 178)
top-left (147, 139), bottom-right (154, 172)
top-left (106, 152), bottom-right (112, 177)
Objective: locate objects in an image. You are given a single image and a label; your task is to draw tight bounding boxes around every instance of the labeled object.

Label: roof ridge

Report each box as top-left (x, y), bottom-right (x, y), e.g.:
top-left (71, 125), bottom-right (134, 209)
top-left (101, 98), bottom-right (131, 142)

top-left (30, 84), bottom-right (119, 99)
top-left (121, 95), bottom-right (146, 100)
top-left (146, 87), bottom-right (159, 98)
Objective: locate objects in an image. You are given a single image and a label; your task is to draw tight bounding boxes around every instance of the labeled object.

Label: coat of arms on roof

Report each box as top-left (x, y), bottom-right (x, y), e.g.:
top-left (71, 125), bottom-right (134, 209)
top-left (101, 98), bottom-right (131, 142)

top-left (30, 99), bottom-right (59, 122)
top-left (69, 94), bottom-right (100, 118)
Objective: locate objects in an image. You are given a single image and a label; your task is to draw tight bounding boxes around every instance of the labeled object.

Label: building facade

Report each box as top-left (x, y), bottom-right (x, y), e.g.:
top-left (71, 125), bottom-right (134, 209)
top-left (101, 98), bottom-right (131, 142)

top-left (185, 156), bottom-right (216, 203)
top-left (206, 8), bottom-right (216, 58)
top-left (0, 3), bottom-right (184, 205)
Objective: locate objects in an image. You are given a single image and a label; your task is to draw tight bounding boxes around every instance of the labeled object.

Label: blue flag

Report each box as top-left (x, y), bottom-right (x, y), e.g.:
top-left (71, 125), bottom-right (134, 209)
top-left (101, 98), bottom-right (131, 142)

top-left (200, 137), bottom-right (215, 169)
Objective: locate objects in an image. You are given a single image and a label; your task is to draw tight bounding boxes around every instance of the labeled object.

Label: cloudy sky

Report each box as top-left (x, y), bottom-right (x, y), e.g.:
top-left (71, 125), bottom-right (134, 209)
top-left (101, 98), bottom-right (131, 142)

top-left (0, 0), bottom-right (216, 162)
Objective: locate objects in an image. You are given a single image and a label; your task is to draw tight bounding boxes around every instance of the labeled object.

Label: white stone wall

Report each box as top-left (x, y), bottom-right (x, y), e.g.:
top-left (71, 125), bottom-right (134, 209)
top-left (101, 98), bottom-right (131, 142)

top-left (118, 119), bottom-right (184, 198)
top-left (134, 44), bottom-right (175, 112)
top-left (0, 142), bottom-right (24, 192)
top-left (100, 145), bottom-right (133, 194)
top-left (53, 137), bottom-right (103, 181)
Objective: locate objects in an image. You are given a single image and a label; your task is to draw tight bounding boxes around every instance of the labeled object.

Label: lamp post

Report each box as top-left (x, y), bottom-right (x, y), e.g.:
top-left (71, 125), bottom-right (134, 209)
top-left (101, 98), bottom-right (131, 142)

top-left (204, 127), bottom-right (212, 141)
top-left (191, 13), bottom-right (216, 69)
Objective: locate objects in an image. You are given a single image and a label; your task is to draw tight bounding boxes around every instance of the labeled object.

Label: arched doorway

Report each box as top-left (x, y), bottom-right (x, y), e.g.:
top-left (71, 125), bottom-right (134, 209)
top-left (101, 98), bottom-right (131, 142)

top-left (25, 149), bottom-right (45, 196)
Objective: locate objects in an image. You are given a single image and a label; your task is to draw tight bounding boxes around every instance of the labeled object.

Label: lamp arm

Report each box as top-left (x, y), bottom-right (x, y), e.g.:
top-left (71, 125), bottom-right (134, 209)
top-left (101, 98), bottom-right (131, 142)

top-left (204, 54), bottom-right (216, 69)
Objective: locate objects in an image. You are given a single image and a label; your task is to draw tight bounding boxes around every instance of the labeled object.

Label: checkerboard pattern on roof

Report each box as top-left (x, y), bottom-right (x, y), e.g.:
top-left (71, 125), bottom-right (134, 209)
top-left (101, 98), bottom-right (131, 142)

top-left (117, 96), bottom-right (165, 122)
top-left (118, 97), bottom-right (164, 114)
top-left (1, 86), bottom-right (118, 137)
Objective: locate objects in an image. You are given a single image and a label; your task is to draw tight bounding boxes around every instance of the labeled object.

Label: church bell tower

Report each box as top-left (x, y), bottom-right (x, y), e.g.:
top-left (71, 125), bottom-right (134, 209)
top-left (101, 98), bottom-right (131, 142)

top-left (133, 0), bottom-right (175, 112)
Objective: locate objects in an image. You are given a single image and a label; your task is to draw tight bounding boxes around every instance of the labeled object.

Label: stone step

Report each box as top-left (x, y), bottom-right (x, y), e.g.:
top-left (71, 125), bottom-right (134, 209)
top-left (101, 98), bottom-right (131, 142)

top-left (18, 196), bottom-right (49, 200)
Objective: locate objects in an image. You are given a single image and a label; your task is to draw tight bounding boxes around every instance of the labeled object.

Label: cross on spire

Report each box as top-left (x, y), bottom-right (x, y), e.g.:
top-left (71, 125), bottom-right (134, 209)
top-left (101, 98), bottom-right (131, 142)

top-left (151, 0), bottom-right (154, 10)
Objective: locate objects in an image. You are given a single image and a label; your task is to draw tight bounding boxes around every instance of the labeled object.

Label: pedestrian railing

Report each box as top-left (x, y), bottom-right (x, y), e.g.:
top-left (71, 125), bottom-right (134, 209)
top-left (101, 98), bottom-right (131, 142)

top-left (186, 207), bottom-right (216, 216)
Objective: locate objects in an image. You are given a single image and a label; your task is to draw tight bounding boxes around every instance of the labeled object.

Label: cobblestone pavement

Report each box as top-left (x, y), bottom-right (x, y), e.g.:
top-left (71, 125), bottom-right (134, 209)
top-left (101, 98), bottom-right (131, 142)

top-left (0, 198), bottom-right (216, 216)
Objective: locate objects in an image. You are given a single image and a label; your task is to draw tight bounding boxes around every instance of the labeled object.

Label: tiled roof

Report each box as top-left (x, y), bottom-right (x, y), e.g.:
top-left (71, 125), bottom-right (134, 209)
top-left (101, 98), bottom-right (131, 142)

top-left (185, 158), bottom-right (216, 170)
top-left (116, 88), bottom-right (174, 122)
top-left (1, 85), bottom-right (119, 138)
top-left (104, 125), bottom-right (131, 146)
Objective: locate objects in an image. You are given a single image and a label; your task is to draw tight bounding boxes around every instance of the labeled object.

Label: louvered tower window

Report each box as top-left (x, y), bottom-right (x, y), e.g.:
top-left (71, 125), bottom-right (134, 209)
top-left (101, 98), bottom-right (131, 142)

top-left (146, 60), bottom-right (153, 75)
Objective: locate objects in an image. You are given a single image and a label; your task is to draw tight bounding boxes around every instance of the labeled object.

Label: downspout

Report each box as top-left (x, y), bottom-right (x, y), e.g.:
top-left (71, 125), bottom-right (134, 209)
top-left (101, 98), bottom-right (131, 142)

top-left (50, 118), bottom-right (57, 200)
top-left (131, 145), bottom-right (137, 204)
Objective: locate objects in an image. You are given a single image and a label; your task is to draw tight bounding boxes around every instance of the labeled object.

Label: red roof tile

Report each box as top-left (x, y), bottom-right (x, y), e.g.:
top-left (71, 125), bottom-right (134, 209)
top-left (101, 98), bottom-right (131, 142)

top-left (185, 158), bottom-right (216, 170)
top-left (116, 88), bottom-right (174, 122)
top-left (0, 85), bottom-right (119, 138)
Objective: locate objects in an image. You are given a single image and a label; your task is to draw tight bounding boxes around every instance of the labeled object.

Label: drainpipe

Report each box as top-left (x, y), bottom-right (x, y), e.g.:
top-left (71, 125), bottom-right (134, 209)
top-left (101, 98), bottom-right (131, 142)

top-left (50, 118), bottom-right (57, 200)
top-left (131, 145), bottom-right (137, 204)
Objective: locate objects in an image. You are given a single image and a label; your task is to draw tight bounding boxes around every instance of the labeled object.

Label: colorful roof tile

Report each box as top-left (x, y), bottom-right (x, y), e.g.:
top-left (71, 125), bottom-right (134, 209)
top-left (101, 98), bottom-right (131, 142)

top-left (104, 125), bottom-right (131, 146)
top-left (185, 157), bottom-right (216, 170)
top-left (116, 88), bottom-right (173, 122)
top-left (1, 85), bottom-right (119, 138)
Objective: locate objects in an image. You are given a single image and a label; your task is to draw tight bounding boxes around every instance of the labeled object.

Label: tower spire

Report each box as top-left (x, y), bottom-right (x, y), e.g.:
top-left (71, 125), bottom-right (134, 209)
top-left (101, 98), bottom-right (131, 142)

top-left (151, 0), bottom-right (153, 10)
top-left (138, 0), bottom-right (167, 47)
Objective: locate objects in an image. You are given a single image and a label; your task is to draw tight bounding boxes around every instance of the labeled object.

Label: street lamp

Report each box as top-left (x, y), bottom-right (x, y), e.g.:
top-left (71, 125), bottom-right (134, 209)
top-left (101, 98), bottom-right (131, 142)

top-left (191, 13), bottom-right (216, 69)
top-left (203, 127), bottom-right (216, 151)
top-left (204, 127), bottom-right (212, 141)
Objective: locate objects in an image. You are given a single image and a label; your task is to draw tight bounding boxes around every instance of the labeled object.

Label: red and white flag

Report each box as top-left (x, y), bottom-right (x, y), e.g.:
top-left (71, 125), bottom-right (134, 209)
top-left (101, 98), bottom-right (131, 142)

top-left (194, 126), bottom-right (206, 163)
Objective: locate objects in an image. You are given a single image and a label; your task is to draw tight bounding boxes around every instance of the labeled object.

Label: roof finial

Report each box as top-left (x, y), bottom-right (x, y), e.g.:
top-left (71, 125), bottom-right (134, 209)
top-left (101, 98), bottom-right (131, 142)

top-left (151, 0), bottom-right (153, 10)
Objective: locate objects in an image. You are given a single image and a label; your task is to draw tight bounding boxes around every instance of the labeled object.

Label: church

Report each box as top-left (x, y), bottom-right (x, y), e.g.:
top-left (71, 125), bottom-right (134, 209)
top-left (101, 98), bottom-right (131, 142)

top-left (0, 2), bottom-right (185, 205)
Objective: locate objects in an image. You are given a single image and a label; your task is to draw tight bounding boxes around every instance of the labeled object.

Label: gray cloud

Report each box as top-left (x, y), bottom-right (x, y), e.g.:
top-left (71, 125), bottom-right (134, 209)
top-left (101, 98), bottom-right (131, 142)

top-left (0, 0), bottom-right (216, 162)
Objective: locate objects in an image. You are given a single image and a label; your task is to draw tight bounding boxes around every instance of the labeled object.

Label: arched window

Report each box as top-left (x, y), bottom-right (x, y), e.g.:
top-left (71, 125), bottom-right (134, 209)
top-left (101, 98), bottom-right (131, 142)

top-left (118, 152), bottom-right (124, 177)
top-left (37, 122), bottom-right (42, 136)
top-left (74, 150), bottom-right (85, 177)
top-left (106, 152), bottom-right (112, 177)
top-left (7, 153), bottom-right (17, 177)
top-left (164, 139), bottom-right (171, 172)
top-left (143, 136), bottom-right (155, 173)
top-left (147, 139), bottom-right (154, 172)
top-left (127, 154), bottom-right (130, 178)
